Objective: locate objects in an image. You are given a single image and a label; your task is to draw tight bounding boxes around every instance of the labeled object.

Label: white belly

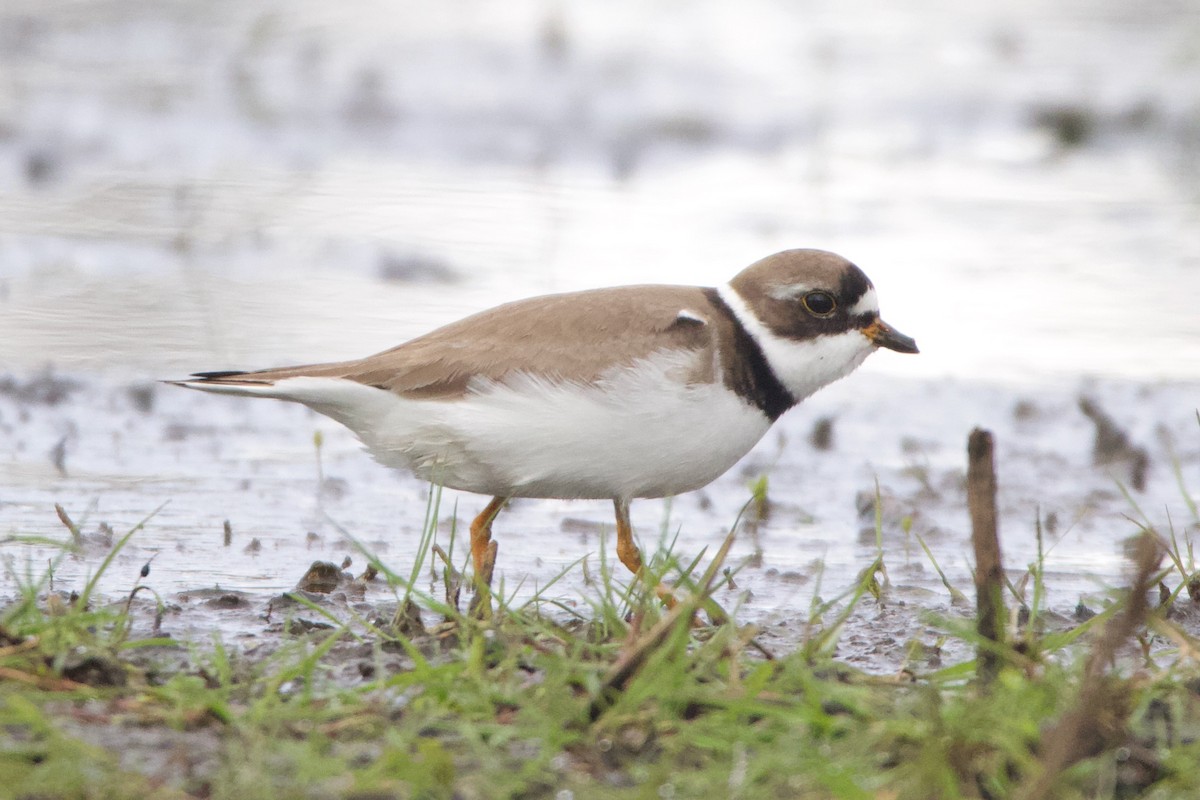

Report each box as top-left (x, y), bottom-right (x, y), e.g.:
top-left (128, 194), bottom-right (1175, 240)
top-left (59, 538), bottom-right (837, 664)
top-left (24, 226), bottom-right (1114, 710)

top-left (269, 352), bottom-right (773, 500)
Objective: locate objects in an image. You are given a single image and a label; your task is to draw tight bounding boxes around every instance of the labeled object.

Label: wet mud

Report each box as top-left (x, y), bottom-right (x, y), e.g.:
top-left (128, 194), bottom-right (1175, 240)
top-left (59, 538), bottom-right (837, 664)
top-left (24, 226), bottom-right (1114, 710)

top-left (3, 369), bottom-right (1198, 673)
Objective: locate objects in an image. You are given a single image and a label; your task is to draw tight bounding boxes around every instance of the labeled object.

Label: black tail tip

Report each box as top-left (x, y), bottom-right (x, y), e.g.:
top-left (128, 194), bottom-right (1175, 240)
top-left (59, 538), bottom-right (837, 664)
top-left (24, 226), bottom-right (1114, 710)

top-left (189, 370), bottom-right (245, 380)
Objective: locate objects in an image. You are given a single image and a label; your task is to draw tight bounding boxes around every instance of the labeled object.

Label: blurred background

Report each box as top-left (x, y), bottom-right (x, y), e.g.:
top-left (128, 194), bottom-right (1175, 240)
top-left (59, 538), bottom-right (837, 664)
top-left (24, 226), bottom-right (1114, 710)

top-left (2, 0), bottom-right (1199, 384)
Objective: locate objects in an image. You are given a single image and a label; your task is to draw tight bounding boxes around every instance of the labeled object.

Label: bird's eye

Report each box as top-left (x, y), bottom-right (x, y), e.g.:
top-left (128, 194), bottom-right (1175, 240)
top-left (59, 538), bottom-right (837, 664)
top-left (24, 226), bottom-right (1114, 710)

top-left (802, 291), bottom-right (837, 317)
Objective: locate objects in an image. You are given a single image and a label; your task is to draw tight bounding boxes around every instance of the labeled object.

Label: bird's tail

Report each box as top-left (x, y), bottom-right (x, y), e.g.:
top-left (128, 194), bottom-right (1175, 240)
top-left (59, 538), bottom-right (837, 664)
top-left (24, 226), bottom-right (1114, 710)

top-left (166, 361), bottom-right (360, 400)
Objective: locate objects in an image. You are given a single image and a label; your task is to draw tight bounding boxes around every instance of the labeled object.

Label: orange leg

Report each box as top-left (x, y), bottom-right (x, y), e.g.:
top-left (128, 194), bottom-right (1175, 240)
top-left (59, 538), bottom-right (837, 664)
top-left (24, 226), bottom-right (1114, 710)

top-left (613, 498), bottom-right (644, 576)
top-left (613, 499), bottom-right (676, 607)
top-left (470, 496), bottom-right (507, 589)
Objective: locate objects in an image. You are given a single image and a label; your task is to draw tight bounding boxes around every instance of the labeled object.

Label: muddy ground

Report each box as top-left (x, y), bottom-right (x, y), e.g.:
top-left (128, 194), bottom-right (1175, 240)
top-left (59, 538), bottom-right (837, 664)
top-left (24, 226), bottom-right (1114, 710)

top-left (3, 368), bottom-right (1198, 674)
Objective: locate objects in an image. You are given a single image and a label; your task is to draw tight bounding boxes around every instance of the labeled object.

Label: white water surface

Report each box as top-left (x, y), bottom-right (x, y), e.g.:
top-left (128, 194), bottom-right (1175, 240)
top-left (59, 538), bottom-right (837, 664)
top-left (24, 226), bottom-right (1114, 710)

top-left (0, 0), bottom-right (1197, 384)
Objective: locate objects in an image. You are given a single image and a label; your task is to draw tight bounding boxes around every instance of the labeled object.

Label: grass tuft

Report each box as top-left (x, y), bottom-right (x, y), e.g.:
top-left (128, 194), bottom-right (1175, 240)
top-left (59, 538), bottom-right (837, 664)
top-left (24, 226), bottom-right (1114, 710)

top-left (4, 455), bottom-right (1200, 799)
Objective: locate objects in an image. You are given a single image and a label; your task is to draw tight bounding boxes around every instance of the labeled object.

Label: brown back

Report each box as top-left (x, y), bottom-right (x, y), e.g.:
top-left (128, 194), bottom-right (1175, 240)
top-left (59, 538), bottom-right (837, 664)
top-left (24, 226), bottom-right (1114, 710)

top-left (214, 285), bottom-right (721, 399)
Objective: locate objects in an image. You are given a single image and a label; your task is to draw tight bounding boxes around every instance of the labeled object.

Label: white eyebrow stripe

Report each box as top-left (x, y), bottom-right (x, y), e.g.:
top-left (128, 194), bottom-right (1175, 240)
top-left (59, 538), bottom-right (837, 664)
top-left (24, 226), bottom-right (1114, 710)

top-left (767, 283), bottom-right (814, 301)
top-left (849, 287), bottom-right (879, 316)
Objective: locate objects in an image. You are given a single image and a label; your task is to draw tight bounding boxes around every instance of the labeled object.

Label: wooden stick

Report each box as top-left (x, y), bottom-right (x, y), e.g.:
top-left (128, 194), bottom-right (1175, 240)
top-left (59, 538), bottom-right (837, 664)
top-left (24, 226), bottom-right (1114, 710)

top-left (968, 428), bottom-right (1005, 682)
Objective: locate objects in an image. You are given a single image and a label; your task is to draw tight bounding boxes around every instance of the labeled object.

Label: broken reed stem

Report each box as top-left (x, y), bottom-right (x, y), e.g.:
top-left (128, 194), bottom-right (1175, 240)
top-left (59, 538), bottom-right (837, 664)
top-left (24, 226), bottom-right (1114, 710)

top-left (1015, 531), bottom-right (1163, 800)
top-left (587, 519), bottom-right (742, 722)
top-left (968, 427), bottom-right (1005, 683)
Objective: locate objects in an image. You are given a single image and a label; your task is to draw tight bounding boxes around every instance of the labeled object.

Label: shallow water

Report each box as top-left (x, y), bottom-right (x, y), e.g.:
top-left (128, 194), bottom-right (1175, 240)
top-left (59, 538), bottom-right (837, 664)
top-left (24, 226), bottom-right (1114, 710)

top-left (2, 0), bottom-right (1200, 668)
top-left (3, 371), bottom-right (1198, 668)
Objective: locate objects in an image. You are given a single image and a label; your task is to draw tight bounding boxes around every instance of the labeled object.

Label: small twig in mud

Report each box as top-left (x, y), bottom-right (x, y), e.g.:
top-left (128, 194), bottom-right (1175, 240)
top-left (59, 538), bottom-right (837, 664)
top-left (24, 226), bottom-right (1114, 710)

top-left (54, 504), bottom-right (83, 547)
top-left (968, 428), bottom-right (1006, 683)
top-left (1079, 397), bottom-right (1150, 491)
top-left (49, 435), bottom-right (69, 477)
top-left (1015, 532), bottom-right (1164, 800)
top-left (0, 665), bottom-right (90, 693)
top-left (432, 544), bottom-right (463, 615)
top-left (121, 585), bottom-right (165, 640)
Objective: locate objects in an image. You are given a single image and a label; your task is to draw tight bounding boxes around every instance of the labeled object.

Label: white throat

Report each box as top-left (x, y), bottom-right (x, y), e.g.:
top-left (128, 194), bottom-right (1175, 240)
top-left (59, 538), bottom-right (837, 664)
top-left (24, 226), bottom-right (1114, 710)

top-left (717, 283), bottom-right (876, 402)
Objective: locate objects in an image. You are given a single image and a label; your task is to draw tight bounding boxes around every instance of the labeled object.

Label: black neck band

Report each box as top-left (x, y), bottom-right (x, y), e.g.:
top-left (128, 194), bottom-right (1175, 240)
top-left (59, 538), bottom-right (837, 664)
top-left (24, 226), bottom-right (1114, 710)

top-left (703, 288), bottom-right (796, 421)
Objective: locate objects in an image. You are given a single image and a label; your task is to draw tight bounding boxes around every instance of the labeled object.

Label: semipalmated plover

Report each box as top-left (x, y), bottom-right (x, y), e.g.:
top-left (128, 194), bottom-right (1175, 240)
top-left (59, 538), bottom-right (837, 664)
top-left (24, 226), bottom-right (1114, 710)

top-left (172, 249), bottom-right (917, 589)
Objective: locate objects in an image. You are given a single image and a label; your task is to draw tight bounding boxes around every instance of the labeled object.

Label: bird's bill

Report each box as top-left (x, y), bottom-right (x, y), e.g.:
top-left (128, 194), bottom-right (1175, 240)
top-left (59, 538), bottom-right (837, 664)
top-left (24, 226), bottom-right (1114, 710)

top-left (863, 318), bottom-right (919, 354)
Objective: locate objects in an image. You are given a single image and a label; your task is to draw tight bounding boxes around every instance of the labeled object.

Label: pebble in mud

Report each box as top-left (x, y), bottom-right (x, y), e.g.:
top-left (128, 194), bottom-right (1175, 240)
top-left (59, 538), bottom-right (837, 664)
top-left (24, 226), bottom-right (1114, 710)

top-left (809, 416), bottom-right (835, 451)
top-left (295, 561), bottom-right (355, 593)
top-left (48, 435), bottom-right (69, 476)
top-left (202, 593), bottom-right (251, 609)
top-left (126, 384), bottom-right (156, 413)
